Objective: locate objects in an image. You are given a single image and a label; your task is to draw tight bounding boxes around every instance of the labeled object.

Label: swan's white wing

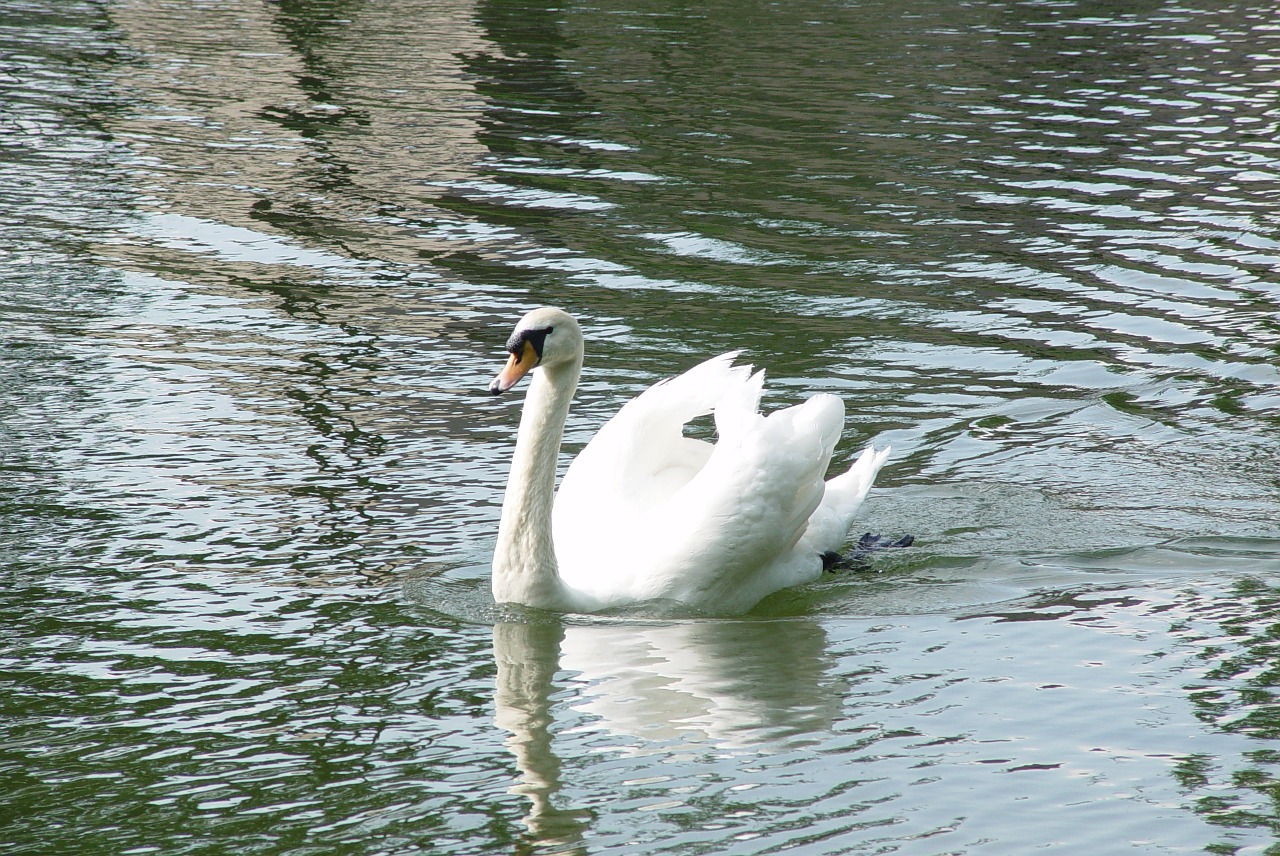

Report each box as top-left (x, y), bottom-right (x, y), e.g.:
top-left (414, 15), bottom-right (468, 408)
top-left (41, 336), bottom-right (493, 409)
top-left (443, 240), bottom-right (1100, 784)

top-left (554, 354), bottom-right (857, 612)
top-left (553, 353), bottom-right (750, 552)
top-left (577, 353), bottom-right (750, 497)
top-left (631, 391), bottom-right (846, 610)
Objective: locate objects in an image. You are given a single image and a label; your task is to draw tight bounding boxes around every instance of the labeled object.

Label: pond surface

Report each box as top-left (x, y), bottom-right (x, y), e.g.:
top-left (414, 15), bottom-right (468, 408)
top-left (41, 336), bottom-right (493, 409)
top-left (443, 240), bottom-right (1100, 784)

top-left (3, 0), bottom-right (1279, 852)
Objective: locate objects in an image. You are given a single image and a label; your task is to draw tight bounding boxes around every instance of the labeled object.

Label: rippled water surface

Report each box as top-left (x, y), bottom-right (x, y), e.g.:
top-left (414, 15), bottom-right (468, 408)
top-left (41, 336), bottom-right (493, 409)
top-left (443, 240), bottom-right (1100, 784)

top-left (3, 0), bottom-right (1279, 852)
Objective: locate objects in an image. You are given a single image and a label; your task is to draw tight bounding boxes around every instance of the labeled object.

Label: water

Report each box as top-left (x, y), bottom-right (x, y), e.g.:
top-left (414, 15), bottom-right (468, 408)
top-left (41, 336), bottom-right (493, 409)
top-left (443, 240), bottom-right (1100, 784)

top-left (2, 0), bottom-right (1278, 852)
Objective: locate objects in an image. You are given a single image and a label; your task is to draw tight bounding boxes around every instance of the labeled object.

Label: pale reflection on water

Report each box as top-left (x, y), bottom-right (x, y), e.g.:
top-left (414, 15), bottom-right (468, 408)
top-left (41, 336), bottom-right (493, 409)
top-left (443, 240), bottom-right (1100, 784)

top-left (492, 619), bottom-right (838, 849)
top-left (485, 576), bottom-right (1280, 854)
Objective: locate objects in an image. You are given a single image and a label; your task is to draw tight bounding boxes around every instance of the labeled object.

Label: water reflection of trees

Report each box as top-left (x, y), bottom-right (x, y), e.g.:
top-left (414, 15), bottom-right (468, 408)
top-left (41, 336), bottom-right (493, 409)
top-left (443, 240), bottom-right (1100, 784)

top-left (1173, 577), bottom-right (1280, 844)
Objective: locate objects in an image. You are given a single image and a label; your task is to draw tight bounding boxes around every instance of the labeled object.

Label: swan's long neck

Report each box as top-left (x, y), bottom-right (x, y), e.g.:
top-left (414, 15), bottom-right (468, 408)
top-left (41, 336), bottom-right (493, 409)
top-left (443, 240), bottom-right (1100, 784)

top-left (492, 360), bottom-right (580, 610)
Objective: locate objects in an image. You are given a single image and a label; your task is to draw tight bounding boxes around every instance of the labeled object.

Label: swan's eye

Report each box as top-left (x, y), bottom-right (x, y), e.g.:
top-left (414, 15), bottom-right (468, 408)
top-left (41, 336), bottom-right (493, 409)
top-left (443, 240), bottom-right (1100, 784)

top-left (506, 325), bottom-right (553, 362)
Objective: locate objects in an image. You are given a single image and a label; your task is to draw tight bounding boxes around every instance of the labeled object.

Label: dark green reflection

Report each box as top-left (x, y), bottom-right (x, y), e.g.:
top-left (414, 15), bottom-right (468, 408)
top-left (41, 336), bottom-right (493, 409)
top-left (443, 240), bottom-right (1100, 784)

top-left (1176, 577), bottom-right (1280, 848)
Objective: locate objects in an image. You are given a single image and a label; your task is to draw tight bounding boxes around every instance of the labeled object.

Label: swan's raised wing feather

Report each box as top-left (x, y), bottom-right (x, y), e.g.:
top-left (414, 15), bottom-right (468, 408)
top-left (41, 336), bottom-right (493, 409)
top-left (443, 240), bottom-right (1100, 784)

top-left (555, 354), bottom-right (852, 611)
top-left (635, 392), bottom-right (846, 609)
top-left (556, 353), bottom-right (751, 514)
top-left (553, 353), bottom-right (757, 597)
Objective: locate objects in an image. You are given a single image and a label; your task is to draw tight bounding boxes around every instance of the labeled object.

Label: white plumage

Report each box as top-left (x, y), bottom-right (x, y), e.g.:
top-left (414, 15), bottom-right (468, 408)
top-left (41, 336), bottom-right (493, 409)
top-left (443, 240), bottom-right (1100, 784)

top-left (489, 307), bottom-right (891, 615)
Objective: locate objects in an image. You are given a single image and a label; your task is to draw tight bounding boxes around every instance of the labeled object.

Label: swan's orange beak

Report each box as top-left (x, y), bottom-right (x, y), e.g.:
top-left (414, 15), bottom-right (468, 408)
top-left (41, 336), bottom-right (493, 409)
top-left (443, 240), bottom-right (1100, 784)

top-left (489, 340), bottom-right (538, 395)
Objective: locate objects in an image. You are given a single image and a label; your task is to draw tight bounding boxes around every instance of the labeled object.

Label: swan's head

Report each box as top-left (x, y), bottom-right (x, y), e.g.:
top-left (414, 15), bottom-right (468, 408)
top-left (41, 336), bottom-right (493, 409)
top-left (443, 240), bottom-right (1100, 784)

top-left (489, 307), bottom-right (583, 395)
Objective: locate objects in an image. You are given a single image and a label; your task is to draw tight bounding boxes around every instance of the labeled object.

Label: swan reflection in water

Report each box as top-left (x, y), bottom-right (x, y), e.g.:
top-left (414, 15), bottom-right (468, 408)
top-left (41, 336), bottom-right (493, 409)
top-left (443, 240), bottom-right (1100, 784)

top-left (492, 617), bottom-right (839, 846)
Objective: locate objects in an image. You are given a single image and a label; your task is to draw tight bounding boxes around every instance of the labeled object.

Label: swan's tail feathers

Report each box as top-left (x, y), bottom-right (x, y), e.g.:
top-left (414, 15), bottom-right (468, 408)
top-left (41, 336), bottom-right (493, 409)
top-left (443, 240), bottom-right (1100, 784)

top-left (805, 444), bottom-right (893, 553)
top-left (826, 444), bottom-right (891, 506)
top-left (821, 533), bottom-right (915, 572)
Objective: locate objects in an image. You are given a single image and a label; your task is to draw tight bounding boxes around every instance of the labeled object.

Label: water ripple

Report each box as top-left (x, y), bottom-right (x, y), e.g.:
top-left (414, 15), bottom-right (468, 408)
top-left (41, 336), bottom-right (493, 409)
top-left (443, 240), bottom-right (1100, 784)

top-left (4, 1), bottom-right (1280, 854)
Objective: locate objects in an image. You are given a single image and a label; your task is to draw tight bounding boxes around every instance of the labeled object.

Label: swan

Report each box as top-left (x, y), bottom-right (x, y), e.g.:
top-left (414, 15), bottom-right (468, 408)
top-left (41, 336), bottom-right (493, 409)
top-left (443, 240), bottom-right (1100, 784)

top-left (488, 307), bottom-right (892, 615)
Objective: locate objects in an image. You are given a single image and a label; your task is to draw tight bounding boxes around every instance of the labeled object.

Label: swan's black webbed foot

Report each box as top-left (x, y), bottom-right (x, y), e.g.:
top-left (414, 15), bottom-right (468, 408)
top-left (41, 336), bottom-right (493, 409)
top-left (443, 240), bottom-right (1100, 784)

top-left (822, 533), bottom-right (915, 572)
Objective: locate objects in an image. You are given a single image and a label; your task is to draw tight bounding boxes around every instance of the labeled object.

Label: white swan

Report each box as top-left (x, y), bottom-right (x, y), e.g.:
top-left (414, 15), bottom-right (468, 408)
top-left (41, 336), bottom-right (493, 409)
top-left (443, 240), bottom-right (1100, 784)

top-left (488, 307), bottom-right (891, 615)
